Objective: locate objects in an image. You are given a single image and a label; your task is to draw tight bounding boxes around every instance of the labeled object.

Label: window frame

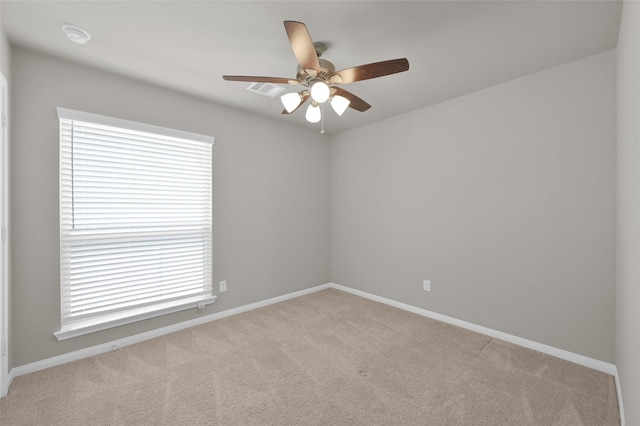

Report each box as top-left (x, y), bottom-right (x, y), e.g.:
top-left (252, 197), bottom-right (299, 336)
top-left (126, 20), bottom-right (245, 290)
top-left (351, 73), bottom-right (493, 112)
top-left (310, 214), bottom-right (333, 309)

top-left (55, 108), bottom-right (215, 341)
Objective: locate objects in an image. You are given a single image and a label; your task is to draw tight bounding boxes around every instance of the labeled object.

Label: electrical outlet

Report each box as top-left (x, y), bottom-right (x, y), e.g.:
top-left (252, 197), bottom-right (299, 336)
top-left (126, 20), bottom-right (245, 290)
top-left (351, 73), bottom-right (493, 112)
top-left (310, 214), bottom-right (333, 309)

top-left (423, 280), bottom-right (431, 292)
top-left (219, 280), bottom-right (227, 292)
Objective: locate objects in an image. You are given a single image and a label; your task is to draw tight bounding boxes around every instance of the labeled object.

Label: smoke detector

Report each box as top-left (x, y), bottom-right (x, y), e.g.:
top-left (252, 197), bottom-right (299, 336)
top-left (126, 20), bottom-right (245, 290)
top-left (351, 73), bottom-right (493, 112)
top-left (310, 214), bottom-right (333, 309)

top-left (62, 25), bottom-right (91, 44)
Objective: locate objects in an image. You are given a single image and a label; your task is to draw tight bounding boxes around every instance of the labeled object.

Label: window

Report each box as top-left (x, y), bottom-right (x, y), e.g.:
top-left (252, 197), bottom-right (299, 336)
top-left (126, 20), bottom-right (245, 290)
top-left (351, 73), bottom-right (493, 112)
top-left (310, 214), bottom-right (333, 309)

top-left (55, 108), bottom-right (214, 340)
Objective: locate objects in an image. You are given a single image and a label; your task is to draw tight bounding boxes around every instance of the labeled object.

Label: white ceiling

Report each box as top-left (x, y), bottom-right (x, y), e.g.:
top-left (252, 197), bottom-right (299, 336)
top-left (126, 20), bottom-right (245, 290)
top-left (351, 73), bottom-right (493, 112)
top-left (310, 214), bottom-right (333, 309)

top-left (1, 1), bottom-right (622, 135)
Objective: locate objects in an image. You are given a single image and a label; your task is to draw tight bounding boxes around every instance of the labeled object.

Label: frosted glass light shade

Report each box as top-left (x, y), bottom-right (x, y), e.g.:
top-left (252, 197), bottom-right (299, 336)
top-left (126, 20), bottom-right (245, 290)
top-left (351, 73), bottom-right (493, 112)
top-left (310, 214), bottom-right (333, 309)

top-left (310, 81), bottom-right (330, 103)
top-left (330, 95), bottom-right (350, 116)
top-left (306, 104), bottom-right (321, 123)
top-left (281, 92), bottom-right (302, 113)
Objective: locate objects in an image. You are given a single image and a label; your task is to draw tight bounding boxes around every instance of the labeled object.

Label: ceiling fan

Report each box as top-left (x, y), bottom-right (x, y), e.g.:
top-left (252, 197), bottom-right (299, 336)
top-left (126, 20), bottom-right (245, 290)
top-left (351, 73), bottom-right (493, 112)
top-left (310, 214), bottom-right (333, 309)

top-left (223, 21), bottom-right (410, 124)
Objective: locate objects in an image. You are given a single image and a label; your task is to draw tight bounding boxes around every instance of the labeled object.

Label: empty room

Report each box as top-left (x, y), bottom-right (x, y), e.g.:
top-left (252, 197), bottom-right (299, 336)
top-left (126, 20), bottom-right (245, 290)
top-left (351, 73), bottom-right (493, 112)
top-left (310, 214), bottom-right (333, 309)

top-left (0, 1), bottom-right (638, 424)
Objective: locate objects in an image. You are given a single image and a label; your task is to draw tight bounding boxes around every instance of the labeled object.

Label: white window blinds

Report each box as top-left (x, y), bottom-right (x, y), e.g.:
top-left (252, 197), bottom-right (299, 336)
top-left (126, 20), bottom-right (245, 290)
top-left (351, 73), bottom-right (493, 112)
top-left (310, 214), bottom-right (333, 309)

top-left (56, 108), bottom-right (214, 340)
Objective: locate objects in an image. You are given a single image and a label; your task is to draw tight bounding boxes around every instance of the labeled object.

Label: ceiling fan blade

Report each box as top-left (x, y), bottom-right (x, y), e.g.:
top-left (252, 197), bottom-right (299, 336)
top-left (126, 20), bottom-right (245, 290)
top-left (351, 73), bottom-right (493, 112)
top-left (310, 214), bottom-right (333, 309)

top-left (329, 58), bottom-right (410, 84)
top-left (223, 75), bottom-right (293, 84)
top-left (284, 21), bottom-right (320, 73)
top-left (282, 91), bottom-right (310, 114)
top-left (332, 87), bottom-right (371, 112)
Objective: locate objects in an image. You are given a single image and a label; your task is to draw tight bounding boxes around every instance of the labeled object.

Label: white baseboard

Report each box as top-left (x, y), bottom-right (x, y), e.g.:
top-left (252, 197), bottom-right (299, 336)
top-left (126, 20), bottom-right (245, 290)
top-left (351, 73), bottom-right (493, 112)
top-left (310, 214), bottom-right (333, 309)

top-left (7, 283), bottom-right (331, 386)
top-left (328, 282), bottom-right (624, 425)
top-left (3, 281), bottom-right (625, 424)
top-left (329, 283), bottom-right (615, 373)
top-left (614, 368), bottom-right (626, 426)
top-left (2, 368), bottom-right (15, 398)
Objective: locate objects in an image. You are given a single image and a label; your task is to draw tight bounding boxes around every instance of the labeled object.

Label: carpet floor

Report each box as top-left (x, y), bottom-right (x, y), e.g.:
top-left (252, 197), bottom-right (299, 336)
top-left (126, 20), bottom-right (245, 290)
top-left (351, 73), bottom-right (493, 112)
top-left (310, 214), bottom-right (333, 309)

top-left (0, 289), bottom-right (620, 425)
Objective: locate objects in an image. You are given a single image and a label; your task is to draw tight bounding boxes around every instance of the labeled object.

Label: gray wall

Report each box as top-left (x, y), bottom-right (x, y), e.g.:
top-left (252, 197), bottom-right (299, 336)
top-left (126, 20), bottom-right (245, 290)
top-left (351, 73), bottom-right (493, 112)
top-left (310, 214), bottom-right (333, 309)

top-left (331, 51), bottom-right (616, 362)
top-left (616, 1), bottom-right (640, 424)
top-left (7, 40), bottom-right (619, 371)
top-left (10, 47), bottom-right (330, 367)
top-left (0, 8), bottom-right (9, 79)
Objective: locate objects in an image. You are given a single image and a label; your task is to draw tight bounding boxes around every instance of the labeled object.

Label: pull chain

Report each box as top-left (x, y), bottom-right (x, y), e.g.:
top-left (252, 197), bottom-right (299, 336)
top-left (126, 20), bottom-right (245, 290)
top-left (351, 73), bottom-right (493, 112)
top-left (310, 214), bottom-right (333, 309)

top-left (320, 102), bottom-right (325, 134)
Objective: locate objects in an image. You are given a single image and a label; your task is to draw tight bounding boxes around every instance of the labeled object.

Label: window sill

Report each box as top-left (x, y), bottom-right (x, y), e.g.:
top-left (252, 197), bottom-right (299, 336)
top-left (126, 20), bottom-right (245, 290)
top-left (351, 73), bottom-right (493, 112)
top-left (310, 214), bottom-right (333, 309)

top-left (54, 295), bottom-right (217, 341)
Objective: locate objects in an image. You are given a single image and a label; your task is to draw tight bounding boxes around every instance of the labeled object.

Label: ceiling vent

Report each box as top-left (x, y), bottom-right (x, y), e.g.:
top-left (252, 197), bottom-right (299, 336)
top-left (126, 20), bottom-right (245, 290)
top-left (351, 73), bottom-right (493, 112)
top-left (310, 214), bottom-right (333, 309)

top-left (246, 82), bottom-right (285, 98)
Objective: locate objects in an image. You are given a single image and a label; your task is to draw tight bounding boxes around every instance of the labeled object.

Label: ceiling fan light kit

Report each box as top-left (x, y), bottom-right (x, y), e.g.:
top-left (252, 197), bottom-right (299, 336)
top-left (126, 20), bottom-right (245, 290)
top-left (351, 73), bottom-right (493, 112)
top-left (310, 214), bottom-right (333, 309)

top-left (223, 20), bottom-right (410, 129)
top-left (330, 95), bottom-right (350, 116)
top-left (310, 81), bottom-right (330, 103)
top-left (282, 92), bottom-right (303, 113)
top-left (305, 103), bottom-right (321, 123)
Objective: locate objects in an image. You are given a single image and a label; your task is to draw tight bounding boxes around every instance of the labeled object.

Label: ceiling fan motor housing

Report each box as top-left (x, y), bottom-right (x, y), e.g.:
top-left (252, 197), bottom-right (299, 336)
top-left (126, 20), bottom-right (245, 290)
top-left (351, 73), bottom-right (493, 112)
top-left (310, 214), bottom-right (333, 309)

top-left (296, 58), bottom-right (336, 87)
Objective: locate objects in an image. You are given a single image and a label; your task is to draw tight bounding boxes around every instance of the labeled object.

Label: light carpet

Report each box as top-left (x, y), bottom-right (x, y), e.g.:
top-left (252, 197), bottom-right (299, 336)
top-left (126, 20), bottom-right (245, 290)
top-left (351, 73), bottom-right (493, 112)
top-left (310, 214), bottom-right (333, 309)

top-left (0, 289), bottom-right (620, 425)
